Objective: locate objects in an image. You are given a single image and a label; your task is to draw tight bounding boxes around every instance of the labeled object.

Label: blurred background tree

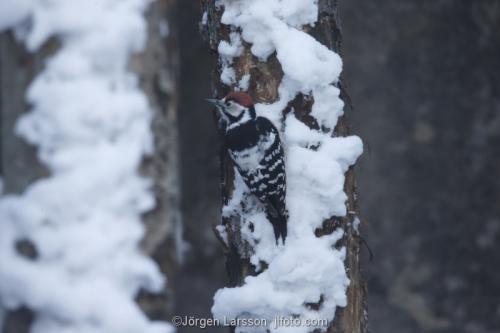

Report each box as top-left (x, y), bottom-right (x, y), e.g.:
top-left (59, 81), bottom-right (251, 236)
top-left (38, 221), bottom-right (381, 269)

top-left (0, 0), bottom-right (180, 331)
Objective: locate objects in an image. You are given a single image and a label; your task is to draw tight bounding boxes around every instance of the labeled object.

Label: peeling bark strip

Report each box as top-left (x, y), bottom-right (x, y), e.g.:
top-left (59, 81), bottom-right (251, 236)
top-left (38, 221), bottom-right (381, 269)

top-left (201, 0), bottom-right (367, 332)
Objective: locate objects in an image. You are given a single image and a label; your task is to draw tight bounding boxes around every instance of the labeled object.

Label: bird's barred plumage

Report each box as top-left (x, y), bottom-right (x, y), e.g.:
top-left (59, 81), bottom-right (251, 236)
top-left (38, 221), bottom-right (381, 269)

top-left (208, 92), bottom-right (288, 242)
top-left (225, 116), bottom-right (287, 241)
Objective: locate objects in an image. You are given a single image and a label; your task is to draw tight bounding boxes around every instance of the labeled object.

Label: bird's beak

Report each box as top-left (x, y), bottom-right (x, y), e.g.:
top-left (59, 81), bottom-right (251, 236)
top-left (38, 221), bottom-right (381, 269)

top-left (205, 98), bottom-right (224, 110)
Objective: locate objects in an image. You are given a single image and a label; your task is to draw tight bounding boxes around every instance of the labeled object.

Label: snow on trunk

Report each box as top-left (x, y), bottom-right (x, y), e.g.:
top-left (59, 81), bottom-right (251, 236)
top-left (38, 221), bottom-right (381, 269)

top-left (208, 1), bottom-right (363, 332)
top-left (0, 1), bottom-right (172, 332)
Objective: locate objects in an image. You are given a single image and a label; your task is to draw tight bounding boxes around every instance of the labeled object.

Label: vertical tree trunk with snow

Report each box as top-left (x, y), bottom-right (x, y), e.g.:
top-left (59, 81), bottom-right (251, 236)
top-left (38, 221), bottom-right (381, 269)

top-left (201, 0), bottom-right (367, 332)
top-left (0, 1), bottom-right (179, 331)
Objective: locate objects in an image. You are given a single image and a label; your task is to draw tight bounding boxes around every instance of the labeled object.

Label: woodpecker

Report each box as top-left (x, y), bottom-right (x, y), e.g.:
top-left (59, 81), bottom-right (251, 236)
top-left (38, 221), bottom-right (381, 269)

top-left (207, 92), bottom-right (288, 242)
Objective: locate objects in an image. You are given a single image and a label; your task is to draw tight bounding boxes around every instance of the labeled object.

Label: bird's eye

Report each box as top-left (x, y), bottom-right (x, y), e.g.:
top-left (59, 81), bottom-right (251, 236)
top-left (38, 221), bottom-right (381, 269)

top-left (225, 101), bottom-right (231, 107)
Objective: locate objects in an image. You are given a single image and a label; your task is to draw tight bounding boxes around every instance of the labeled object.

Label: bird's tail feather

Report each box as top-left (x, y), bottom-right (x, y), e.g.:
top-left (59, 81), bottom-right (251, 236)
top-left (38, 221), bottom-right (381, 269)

top-left (267, 210), bottom-right (288, 243)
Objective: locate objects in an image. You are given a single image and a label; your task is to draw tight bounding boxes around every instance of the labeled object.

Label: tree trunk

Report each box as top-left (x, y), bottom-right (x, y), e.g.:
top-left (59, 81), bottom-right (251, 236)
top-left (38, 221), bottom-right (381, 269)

top-left (200, 0), bottom-right (367, 332)
top-left (0, 30), bottom-right (56, 333)
top-left (0, 1), bottom-right (179, 330)
top-left (0, 32), bottom-right (53, 194)
top-left (133, 0), bottom-right (181, 321)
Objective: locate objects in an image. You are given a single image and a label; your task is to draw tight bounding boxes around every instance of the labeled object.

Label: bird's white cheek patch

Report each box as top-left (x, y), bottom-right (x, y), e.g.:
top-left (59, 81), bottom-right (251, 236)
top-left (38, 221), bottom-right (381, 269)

top-left (228, 108), bottom-right (242, 117)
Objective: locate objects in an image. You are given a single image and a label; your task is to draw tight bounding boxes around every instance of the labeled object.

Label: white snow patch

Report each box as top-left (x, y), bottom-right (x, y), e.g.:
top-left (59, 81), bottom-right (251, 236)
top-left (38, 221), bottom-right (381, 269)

top-left (0, 1), bottom-right (172, 333)
top-left (218, 31), bottom-right (243, 86)
top-left (218, 31), bottom-right (243, 58)
top-left (285, 115), bottom-right (363, 228)
top-left (215, 224), bottom-right (229, 248)
top-left (201, 11), bottom-right (208, 26)
top-left (212, 1), bottom-right (363, 332)
top-left (224, 170), bottom-right (280, 268)
top-left (353, 217), bottom-right (361, 233)
top-left (238, 74), bottom-right (251, 91)
top-left (221, 66), bottom-right (237, 86)
top-left (311, 85), bottom-right (345, 130)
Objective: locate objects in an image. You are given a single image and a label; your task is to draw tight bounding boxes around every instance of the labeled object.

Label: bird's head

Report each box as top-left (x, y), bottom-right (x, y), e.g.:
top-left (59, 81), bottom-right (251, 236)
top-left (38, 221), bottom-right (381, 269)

top-left (206, 92), bottom-right (256, 123)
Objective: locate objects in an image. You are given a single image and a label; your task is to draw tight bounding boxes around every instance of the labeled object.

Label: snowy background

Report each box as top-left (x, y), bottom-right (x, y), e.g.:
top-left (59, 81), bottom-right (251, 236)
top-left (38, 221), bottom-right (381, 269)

top-left (1, 1), bottom-right (499, 333)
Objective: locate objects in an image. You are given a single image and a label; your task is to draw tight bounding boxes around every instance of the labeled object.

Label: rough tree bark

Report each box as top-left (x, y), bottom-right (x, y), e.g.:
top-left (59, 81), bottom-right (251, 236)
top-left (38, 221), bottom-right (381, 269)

top-left (200, 0), bottom-right (367, 332)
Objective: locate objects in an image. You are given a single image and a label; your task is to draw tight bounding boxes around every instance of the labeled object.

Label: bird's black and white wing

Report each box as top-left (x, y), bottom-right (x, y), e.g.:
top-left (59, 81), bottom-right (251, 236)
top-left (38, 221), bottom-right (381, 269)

top-left (229, 117), bottom-right (287, 240)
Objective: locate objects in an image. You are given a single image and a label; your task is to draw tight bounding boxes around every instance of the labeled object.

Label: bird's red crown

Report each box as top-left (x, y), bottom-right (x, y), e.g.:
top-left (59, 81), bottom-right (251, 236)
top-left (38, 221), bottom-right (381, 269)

top-left (225, 92), bottom-right (253, 108)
